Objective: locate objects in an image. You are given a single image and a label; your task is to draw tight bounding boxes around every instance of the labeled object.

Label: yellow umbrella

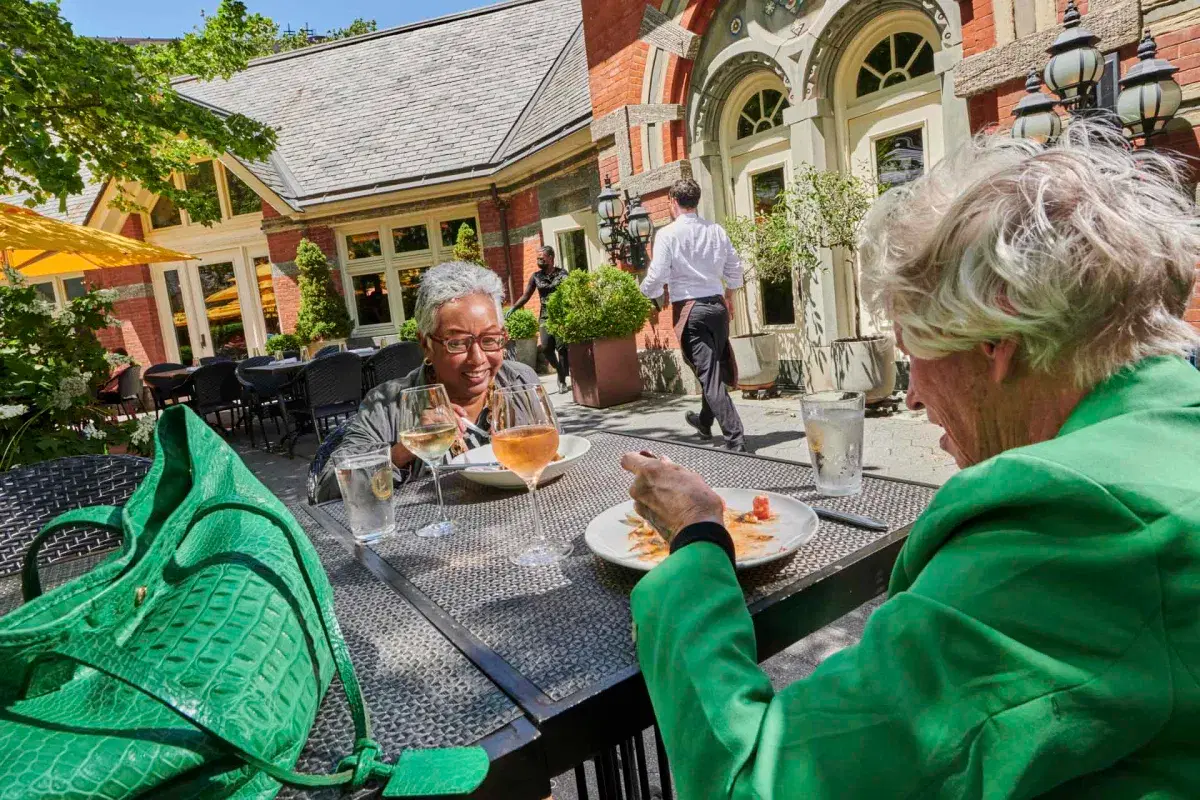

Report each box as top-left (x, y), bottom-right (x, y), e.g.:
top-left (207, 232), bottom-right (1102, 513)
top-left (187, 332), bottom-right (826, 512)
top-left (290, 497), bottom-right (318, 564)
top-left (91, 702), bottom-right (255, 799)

top-left (0, 202), bottom-right (192, 276)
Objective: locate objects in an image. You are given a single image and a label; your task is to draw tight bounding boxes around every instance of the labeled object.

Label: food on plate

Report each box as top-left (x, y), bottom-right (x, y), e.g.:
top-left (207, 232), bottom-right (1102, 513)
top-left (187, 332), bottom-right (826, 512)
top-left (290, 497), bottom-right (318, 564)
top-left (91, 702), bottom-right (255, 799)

top-left (623, 495), bottom-right (776, 564)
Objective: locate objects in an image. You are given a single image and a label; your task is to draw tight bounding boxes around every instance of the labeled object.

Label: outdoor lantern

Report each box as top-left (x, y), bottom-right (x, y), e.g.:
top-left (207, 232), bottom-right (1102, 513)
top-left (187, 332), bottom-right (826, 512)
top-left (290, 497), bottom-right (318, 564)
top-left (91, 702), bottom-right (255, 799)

top-left (598, 221), bottom-right (615, 247)
top-left (1012, 69), bottom-right (1063, 144)
top-left (1043, 0), bottom-right (1104, 106)
top-left (1118, 30), bottom-right (1183, 142)
top-left (626, 198), bottom-right (654, 245)
top-left (596, 178), bottom-right (624, 223)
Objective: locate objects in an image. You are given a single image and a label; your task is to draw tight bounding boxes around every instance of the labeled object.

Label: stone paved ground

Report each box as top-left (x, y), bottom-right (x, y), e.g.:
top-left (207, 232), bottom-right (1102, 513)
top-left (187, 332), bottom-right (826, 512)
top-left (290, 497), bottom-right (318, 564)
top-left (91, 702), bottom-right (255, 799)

top-left (235, 378), bottom-right (956, 798)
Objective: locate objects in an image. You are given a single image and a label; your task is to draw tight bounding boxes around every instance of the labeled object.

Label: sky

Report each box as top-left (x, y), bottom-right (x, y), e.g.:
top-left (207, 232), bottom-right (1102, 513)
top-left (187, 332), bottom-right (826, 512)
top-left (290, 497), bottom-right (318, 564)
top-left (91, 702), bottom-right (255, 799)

top-left (59, 0), bottom-right (491, 38)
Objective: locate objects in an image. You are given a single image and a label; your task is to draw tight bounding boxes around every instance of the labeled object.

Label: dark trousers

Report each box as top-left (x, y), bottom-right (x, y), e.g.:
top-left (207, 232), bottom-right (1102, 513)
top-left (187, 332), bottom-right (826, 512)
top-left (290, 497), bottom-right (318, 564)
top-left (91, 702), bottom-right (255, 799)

top-left (681, 300), bottom-right (744, 448)
top-left (540, 325), bottom-right (570, 383)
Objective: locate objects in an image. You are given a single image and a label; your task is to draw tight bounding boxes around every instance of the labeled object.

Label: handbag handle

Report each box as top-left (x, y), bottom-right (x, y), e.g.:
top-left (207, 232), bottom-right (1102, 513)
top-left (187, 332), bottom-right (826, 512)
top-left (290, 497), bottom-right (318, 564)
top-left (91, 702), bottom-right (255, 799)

top-left (37, 496), bottom-right (488, 797)
top-left (21, 506), bottom-right (124, 602)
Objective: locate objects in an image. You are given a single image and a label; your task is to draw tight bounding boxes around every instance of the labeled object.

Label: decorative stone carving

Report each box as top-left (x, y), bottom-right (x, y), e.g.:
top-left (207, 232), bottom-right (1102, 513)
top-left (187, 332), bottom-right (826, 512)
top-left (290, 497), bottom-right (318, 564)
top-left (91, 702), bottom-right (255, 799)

top-left (640, 5), bottom-right (702, 61)
top-left (692, 52), bottom-right (793, 143)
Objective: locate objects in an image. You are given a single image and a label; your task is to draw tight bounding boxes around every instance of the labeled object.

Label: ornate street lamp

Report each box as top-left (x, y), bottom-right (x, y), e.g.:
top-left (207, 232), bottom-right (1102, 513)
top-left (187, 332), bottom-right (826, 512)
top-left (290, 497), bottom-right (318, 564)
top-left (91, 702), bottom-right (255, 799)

top-left (1043, 0), bottom-right (1105, 110)
top-left (1011, 68), bottom-right (1063, 144)
top-left (595, 177), bottom-right (653, 270)
top-left (1118, 31), bottom-right (1183, 143)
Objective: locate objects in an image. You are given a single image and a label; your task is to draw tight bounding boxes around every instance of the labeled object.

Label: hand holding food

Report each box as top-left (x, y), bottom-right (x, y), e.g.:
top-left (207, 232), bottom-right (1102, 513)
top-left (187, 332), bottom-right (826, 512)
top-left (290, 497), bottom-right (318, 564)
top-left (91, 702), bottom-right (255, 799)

top-left (620, 451), bottom-right (725, 543)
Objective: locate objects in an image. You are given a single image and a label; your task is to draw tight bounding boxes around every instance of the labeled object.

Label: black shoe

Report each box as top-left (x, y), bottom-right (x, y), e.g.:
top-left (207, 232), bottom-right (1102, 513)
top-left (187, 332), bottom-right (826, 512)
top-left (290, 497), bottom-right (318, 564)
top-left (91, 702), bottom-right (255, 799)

top-left (724, 441), bottom-right (747, 453)
top-left (685, 411), bottom-right (713, 440)
top-left (558, 380), bottom-right (569, 396)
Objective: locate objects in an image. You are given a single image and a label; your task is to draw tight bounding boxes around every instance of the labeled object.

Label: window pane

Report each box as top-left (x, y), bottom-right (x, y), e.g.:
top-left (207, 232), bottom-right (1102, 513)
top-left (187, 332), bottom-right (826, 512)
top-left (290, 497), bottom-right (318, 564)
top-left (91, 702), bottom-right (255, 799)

top-left (875, 128), bottom-right (925, 191)
top-left (864, 37), bottom-right (892, 76)
top-left (895, 32), bottom-right (923, 69)
top-left (226, 168), bottom-right (261, 216)
top-left (398, 267), bottom-right (429, 320)
top-left (856, 69), bottom-right (881, 97)
top-left (346, 231), bottom-right (383, 260)
top-left (352, 273), bottom-right (392, 326)
top-left (439, 218), bottom-right (476, 248)
top-left (883, 72), bottom-right (908, 88)
top-left (164, 269), bottom-right (193, 365)
top-left (32, 282), bottom-right (56, 306)
top-left (761, 89), bottom-right (783, 118)
top-left (186, 161), bottom-right (220, 210)
top-left (253, 256), bottom-right (280, 336)
top-left (198, 261), bottom-right (247, 360)
top-left (910, 41), bottom-right (934, 78)
top-left (737, 116), bottom-right (755, 139)
top-left (63, 277), bottom-right (87, 301)
top-left (556, 229), bottom-right (589, 272)
top-left (761, 277), bottom-right (795, 326)
top-left (752, 168), bottom-right (786, 216)
top-left (392, 224), bottom-right (430, 253)
top-left (150, 195), bottom-right (181, 229)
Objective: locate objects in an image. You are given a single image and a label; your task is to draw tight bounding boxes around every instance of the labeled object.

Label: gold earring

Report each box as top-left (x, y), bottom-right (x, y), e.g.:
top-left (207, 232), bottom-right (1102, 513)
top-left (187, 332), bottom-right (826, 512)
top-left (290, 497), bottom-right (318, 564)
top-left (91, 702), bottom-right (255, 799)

top-left (423, 357), bottom-right (433, 366)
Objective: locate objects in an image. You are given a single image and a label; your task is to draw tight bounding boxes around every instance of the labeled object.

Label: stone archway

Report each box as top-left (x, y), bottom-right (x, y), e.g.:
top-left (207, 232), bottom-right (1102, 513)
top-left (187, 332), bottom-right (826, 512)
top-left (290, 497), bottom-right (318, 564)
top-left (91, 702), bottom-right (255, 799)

top-left (691, 51), bottom-right (794, 145)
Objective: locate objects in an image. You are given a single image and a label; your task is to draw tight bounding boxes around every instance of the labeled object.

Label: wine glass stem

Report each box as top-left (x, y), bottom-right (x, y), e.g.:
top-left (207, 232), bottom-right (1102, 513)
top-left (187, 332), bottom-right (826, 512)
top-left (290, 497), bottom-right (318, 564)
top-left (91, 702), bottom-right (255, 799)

top-left (430, 464), bottom-right (449, 522)
top-left (526, 481), bottom-right (546, 547)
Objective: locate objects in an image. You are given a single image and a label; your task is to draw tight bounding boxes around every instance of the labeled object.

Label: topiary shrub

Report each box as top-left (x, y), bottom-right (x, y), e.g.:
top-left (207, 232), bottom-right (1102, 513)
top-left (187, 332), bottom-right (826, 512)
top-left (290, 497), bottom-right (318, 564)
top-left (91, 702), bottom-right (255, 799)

top-left (265, 333), bottom-right (302, 356)
top-left (398, 318), bottom-right (419, 341)
top-left (451, 222), bottom-right (484, 266)
top-left (505, 308), bottom-right (538, 340)
top-left (293, 238), bottom-right (352, 344)
top-left (544, 266), bottom-right (652, 345)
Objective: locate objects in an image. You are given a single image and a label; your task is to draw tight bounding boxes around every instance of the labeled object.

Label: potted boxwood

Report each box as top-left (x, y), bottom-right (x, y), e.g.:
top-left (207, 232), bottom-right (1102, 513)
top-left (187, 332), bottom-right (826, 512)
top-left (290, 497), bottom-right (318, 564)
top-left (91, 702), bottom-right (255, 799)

top-left (545, 267), bottom-right (653, 408)
top-left (504, 308), bottom-right (539, 370)
top-left (292, 238), bottom-right (352, 358)
top-left (264, 333), bottom-right (302, 359)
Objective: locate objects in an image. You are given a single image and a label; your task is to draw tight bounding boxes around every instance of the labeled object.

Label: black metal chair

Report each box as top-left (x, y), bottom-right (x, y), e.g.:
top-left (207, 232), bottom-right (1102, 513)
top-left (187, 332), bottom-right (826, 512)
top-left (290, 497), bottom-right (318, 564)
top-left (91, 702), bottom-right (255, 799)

top-left (363, 341), bottom-right (422, 393)
top-left (97, 365), bottom-right (143, 421)
top-left (199, 355), bottom-right (234, 366)
top-left (189, 361), bottom-right (242, 433)
top-left (281, 353), bottom-right (362, 458)
top-left (306, 417), bottom-right (355, 505)
top-left (312, 344), bottom-right (341, 360)
top-left (143, 363), bottom-right (190, 417)
top-left (236, 356), bottom-right (283, 448)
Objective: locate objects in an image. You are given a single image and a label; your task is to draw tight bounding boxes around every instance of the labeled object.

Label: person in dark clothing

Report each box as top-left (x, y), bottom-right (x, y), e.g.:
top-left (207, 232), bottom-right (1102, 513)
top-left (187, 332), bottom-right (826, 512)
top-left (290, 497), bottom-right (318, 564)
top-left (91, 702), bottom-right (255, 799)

top-left (510, 245), bottom-right (571, 395)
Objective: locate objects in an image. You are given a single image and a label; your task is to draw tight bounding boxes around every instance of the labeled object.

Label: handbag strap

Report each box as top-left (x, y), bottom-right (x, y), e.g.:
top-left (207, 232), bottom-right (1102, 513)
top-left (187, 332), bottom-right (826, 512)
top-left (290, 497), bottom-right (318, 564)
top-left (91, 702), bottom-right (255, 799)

top-left (37, 496), bottom-right (488, 796)
top-left (22, 506), bottom-right (123, 602)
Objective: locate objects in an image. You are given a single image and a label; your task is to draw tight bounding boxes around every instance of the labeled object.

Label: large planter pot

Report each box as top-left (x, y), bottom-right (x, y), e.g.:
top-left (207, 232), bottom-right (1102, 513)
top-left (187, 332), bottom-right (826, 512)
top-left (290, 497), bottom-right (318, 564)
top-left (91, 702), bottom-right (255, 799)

top-left (512, 337), bottom-right (538, 371)
top-left (730, 332), bottom-right (780, 389)
top-left (831, 335), bottom-right (897, 403)
top-left (569, 336), bottom-right (642, 408)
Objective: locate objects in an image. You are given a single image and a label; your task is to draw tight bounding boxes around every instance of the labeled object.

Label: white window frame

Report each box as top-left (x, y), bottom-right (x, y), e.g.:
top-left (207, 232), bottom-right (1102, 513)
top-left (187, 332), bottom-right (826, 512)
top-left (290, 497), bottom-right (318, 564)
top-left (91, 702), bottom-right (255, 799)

top-left (30, 272), bottom-right (87, 310)
top-left (143, 160), bottom-right (263, 231)
top-left (540, 211), bottom-right (604, 274)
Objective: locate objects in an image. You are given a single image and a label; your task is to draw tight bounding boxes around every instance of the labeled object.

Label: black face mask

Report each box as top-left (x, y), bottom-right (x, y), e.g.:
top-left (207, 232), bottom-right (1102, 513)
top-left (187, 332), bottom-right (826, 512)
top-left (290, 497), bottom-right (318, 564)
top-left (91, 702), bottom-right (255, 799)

top-left (537, 260), bottom-right (550, 268)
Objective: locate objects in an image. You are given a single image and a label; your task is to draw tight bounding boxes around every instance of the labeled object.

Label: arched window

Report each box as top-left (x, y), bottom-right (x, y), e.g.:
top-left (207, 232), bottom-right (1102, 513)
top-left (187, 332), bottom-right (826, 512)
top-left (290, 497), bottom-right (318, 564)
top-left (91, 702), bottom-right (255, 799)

top-left (855, 32), bottom-right (935, 98)
top-left (736, 88), bottom-right (790, 139)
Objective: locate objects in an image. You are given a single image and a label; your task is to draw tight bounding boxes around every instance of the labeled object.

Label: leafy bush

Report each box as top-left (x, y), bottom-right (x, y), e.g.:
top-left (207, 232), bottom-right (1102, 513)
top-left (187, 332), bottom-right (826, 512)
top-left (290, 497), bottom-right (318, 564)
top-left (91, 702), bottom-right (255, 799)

top-left (451, 222), bottom-right (484, 266)
top-left (544, 267), bottom-right (652, 345)
top-left (0, 272), bottom-right (153, 468)
top-left (505, 308), bottom-right (538, 340)
top-left (264, 333), bottom-right (302, 355)
top-left (399, 318), bottom-right (418, 341)
top-left (293, 239), bottom-right (352, 343)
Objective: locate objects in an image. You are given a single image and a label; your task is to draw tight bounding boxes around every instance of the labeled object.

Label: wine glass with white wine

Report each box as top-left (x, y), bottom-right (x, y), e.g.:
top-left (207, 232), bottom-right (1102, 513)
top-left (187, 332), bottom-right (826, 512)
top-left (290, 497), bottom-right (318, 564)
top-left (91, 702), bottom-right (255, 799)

top-left (398, 384), bottom-right (459, 538)
top-left (491, 383), bottom-right (571, 566)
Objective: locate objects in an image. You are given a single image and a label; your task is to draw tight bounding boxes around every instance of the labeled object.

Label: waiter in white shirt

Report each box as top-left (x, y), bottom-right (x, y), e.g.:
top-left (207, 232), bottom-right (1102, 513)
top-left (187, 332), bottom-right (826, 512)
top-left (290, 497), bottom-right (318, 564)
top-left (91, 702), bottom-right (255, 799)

top-left (640, 178), bottom-right (746, 452)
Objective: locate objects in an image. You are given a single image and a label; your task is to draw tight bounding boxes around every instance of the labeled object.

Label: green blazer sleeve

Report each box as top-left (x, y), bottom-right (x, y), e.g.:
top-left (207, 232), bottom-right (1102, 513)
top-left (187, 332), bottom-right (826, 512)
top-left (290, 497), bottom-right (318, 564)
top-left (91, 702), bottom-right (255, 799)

top-left (630, 454), bottom-right (1174, 799)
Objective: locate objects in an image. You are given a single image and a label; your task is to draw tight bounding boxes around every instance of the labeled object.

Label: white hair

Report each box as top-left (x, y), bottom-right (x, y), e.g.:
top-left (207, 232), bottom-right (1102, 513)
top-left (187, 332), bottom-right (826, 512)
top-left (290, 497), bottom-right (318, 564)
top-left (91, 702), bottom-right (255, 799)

top-left (860, 122), bottom-right (1200, 387)
top-left (413, 261), bottom-right (505, 337)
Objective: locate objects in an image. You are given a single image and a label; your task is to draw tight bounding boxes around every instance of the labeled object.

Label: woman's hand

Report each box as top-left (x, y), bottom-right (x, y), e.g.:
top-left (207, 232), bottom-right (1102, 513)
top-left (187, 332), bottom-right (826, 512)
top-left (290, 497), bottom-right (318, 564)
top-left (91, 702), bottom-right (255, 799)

top-left (391, 405), bottom-right (471, 468)
top-left (620, 452), bottom-right (725, 543)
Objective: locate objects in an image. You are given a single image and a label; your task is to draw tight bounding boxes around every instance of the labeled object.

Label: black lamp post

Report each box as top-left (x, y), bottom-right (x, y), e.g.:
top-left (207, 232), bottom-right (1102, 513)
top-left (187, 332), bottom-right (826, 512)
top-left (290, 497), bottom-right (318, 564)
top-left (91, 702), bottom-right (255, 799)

top-left (1043, 0), bottom-right (1105, 111)
top-left (596, 177), bottom-right (653, 270)
top-left (1117, 31), bottom-right (1184, 144)
top-left (1012, 68), bottom-right (1063, 144)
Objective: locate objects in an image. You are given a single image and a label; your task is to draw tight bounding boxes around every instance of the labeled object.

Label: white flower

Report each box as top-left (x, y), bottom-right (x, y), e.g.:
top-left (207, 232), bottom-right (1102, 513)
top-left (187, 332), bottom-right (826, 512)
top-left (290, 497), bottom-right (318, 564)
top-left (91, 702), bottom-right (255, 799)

top-left (58, 310), bottom-right (77, 326)
top-left (103, 315), bottom-right (121, 328)
top-left (28, 345), bottom-right (40, 355)
top-left (81, 420), bottom-right (107, 440)
top-left (95, 289), bottom-right (119, 303)
top-left (0, 404), bottom-right (28, 420)
top-left (30, 298), bottom-right (54, 316)
top-left (130, 414), bottom-right (155, 446)
top-left (50, 371), bottom-right (93, 410)
top-left (104, 351), bottom-right (131, 368)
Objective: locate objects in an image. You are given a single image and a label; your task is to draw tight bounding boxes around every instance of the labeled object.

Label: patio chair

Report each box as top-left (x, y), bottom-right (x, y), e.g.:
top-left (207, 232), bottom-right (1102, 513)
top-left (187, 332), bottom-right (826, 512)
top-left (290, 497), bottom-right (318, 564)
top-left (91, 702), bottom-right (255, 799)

top-left (143, 363), bottom-right (190, 417)
top-left (199, 355), bottom-right (234, 366)
top-left (97, 365), bottom-right (143, 421)
top-left (363, 341), bottom-right (422, 392)
top-left (189, 361), bottom-right (242, 433)
top-left (281, 352), bottom-right (362, 458)
top-left (236, 356), bottom-right (283, 448)
top-left (346, 336), bottom-right (375, 350)
top-left (312, 344), bottom-right (341, 360)
top-left (306, 417), bottom-right (355, 505)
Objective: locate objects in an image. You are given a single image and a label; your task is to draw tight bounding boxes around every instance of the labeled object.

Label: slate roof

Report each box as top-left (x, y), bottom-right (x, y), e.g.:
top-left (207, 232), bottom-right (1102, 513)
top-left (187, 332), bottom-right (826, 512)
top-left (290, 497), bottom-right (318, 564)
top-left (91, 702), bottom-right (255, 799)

top-left (2, 164), bottom-right (105, 225)
top-left (174, 0), bottom-right (592, 209)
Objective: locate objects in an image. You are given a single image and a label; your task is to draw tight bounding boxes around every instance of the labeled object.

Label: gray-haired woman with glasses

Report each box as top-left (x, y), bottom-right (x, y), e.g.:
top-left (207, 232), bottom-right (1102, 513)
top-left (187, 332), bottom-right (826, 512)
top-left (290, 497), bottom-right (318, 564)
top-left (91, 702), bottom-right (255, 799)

top-left (315, 261), bottom-right (540, 501)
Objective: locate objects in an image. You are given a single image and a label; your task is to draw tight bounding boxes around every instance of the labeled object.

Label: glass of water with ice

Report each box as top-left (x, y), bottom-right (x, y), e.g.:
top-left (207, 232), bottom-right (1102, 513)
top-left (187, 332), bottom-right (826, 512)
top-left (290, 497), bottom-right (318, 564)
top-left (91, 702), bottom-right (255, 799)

top-left (801, 391), bottom-right (865, 496)
top-left (333, 444), bottom-right (395, 542)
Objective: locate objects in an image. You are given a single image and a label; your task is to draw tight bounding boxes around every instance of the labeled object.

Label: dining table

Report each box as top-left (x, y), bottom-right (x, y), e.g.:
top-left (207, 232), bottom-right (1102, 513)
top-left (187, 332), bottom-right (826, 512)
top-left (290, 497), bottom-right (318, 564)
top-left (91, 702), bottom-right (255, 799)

top-left (306, 428), bottom-right (940, 798)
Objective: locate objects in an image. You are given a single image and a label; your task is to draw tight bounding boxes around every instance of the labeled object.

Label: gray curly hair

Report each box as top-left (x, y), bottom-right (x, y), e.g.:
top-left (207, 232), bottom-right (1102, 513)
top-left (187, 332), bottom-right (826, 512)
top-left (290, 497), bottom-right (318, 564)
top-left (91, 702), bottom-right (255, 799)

top-left (860, 122), bottom-right (1200, 387)
top-left (413, 261), bottom-right (505, 337)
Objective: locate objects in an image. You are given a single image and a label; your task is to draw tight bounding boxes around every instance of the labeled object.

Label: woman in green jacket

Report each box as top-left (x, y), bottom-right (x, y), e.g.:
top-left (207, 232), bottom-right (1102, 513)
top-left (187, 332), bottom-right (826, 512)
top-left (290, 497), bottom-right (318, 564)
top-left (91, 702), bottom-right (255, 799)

top-left (622, 124), bottom-right (1200, 799)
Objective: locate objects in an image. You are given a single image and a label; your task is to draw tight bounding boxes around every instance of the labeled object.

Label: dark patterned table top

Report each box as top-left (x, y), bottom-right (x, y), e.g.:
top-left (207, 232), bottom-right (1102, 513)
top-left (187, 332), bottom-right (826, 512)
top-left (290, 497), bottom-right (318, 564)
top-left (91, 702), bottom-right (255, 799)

top-left (317, 431), bottom-right (939, 708)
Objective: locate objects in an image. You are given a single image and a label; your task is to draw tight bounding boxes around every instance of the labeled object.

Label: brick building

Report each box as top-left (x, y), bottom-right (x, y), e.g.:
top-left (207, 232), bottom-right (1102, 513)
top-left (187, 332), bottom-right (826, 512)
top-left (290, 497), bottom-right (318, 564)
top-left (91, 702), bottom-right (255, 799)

top-left (8, 0), bottom-right (1200, 389)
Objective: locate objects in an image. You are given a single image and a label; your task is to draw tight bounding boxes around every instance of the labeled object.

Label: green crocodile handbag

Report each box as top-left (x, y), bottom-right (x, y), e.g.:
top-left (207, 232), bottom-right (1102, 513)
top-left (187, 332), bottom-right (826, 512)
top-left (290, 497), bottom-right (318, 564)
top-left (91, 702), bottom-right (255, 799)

top-left (0, 405), bottom-right (488, 799)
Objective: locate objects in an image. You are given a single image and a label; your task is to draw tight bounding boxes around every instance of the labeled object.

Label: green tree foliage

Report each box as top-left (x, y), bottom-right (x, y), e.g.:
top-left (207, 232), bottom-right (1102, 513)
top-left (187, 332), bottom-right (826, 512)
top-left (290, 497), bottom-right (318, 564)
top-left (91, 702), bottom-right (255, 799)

top-left (264, 333), bottom-right (302, 355)
top-left (292, 239), bottom-right (352, 344)
top-left (545, 267), bottom-right (652, 345)
top-left (451, 222), bottom-right (485, 266)
top-left (274, 18), bottom-right (377, 52)
top-left (1, 0), bottom-right (278, 225)
top-left (398, 318), bottom-right (419, 342)
top-left (504, 308), bottom-right (538, 340)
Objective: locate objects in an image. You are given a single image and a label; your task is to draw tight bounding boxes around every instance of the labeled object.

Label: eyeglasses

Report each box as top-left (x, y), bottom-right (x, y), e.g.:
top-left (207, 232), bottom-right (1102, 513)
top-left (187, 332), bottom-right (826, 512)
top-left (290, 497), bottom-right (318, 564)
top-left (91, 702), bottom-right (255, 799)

top-left (429, 333), bottom-right (509, 354)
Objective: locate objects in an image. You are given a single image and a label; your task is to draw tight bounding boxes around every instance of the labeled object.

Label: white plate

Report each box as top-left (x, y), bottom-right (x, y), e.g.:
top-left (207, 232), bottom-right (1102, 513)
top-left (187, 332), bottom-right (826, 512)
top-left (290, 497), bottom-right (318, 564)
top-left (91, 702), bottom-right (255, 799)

top-left (447, 434), bottom-right (592, 489)
top-left (585, 488), bottom-right (818, 572)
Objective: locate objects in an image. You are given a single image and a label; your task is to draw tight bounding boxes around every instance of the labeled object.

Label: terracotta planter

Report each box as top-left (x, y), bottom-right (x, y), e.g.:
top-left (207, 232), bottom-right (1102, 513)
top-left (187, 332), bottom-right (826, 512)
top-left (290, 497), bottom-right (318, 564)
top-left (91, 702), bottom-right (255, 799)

top-left (568, 336), bottom-right (642, 408)
top-left (730, 333), bottom-right (780, 389)
top-left (831, 335), bottom-right (897, 403)
top-left (512, 338), bottom-right (538, 370)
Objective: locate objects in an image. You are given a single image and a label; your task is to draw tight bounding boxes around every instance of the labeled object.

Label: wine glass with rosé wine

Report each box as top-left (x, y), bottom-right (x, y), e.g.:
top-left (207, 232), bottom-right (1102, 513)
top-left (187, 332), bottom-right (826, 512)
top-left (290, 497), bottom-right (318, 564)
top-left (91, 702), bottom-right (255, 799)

top-left (491, 383), bottom-right (572, 566)
top-left (398, 384), bottom-right (459, 538)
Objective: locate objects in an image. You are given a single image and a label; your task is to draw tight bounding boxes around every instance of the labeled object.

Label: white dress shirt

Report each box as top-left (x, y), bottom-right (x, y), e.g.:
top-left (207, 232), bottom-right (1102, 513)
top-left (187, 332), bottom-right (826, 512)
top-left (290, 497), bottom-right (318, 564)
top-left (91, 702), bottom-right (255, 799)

top-left (640, 212), bottom-right (744, 302)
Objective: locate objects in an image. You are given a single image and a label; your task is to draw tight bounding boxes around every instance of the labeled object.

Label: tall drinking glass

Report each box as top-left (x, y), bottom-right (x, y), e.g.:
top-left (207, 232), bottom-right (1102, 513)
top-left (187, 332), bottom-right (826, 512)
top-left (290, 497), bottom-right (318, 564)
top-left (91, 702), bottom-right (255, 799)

top-left (332, 444), bottom-right (395, 543)
top-left (800, 391), bottom-right (865, 496)
top-left (491, 384), bottom-right (570, 566)
top-left (398, 384), bottom-right (459, 538)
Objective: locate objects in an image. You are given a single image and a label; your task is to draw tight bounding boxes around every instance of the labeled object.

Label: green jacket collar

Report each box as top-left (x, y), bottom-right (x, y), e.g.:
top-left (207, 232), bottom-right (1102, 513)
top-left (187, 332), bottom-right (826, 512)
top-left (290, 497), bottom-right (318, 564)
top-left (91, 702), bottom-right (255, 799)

top-left (1056, 356), bottom-right (1200, 439)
